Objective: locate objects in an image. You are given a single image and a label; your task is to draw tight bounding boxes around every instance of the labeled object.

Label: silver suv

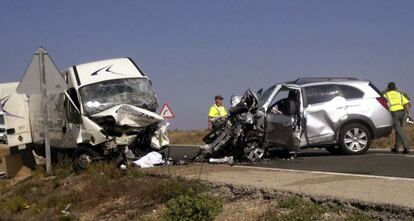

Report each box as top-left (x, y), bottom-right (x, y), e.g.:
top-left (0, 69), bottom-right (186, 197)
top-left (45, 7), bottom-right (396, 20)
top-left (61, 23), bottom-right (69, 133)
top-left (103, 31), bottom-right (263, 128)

top-left (260, 77), bottom-right (392, 155)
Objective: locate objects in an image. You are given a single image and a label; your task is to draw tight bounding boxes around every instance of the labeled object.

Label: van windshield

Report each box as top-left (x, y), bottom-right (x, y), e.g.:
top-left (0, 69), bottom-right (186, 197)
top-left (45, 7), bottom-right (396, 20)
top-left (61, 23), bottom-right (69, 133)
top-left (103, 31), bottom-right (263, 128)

top-left (79, 78), bottom-right (158, 115)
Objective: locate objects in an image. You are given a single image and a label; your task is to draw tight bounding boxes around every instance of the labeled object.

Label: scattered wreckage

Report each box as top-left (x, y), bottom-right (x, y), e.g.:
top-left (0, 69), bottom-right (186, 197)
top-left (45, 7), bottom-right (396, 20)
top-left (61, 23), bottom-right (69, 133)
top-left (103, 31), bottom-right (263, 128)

top-left (197, 78), bottom-right (393, 163)
top-left (0, 58), bottom-right (170, 170)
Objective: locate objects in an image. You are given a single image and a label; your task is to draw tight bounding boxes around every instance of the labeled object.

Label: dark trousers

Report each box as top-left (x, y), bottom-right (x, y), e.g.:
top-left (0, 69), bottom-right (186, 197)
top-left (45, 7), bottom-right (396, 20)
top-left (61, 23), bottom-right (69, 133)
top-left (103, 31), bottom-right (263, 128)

top-left (391, 110), bottom-right (410, 150)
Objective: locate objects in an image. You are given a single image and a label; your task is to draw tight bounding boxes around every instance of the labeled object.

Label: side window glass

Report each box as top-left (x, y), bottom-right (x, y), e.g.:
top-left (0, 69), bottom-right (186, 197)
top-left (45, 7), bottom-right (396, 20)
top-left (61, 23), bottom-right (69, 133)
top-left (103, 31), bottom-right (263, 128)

top-left (65, 88), bottom-right (81, 124)
top-left (305, 85), bottom-right (340, 105)
top-left (339, 85), bottom-right (364, 99)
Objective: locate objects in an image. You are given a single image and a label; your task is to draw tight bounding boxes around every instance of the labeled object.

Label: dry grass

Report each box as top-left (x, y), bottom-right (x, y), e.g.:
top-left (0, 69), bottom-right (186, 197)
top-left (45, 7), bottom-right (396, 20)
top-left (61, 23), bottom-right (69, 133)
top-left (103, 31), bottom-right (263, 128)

top-left (0, 163), bottom-right (208, 221)
top-left (168, 129), bottom-right (209, 145)
top-left (372, 125), bottom-right (414, 149)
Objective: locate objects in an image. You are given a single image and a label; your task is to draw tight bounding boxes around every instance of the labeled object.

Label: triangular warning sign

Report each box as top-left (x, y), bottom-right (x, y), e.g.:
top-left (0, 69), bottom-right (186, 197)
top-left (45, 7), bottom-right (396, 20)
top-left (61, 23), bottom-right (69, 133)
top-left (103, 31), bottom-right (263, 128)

top-left (159, 103), bottom-right (175, 119)
top-left (17, 47), bottom-right (67, 95)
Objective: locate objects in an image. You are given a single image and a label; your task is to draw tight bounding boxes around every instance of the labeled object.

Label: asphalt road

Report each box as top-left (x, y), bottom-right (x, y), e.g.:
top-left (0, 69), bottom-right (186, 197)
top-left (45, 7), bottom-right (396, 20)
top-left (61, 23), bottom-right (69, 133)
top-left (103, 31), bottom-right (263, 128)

top-left (169, 145), bottom-right (414, 179)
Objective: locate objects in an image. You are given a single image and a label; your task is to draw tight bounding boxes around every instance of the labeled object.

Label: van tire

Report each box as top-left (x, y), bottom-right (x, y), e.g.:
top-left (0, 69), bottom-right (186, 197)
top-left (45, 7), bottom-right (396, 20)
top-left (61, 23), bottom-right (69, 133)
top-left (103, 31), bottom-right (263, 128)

top-left (339, 123), bottom-right (371, 155)
top-left (72, 146), bottom-right (100, 171)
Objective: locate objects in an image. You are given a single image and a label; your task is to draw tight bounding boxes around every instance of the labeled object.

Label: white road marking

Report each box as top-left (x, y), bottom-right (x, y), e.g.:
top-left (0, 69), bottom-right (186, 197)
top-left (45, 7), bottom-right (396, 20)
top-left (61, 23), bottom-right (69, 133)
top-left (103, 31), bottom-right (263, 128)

top-left (371, 153), bottom-right (414, 158)
top-left (235, 165), bottom-right (414, 182)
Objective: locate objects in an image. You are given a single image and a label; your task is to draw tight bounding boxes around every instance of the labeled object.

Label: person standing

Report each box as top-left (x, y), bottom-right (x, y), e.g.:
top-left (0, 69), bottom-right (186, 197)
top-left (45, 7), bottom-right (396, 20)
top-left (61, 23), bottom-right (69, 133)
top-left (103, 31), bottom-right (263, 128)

top-left (208, 95), bottom-right (228, 129)
top-left (384, 82), bottom-right (411, 154)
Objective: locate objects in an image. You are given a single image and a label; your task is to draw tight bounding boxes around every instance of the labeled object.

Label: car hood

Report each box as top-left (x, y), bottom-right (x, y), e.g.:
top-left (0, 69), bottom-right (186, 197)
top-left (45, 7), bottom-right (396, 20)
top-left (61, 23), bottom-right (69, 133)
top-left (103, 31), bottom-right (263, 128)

top-left (91, 104), bottom-right (164, 127)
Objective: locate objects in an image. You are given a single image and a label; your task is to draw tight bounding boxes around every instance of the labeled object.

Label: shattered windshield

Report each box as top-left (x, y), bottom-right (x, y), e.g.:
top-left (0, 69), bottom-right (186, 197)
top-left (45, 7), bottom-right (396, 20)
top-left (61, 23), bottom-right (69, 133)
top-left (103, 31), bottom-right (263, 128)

top-left (79, 78), bottom-right (158, 115)
top-left (257, 84), bottom-right (278, 107)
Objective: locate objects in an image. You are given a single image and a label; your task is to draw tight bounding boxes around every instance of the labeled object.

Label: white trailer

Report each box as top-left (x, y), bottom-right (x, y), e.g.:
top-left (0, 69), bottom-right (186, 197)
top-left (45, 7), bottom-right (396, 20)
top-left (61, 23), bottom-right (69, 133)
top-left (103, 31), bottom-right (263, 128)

top-left (1, 58), bottom-right (168, 169)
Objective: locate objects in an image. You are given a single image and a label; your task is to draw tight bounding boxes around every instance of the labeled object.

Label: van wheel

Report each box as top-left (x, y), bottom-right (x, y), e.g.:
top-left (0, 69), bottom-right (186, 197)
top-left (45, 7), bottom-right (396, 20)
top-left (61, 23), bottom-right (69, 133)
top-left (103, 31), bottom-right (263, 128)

top-left (243, 138), bottom-right (265, 162)
top-left (339, 123), bottom-right (371, 155)
top-left (72, 147), bottom-right (100, 170)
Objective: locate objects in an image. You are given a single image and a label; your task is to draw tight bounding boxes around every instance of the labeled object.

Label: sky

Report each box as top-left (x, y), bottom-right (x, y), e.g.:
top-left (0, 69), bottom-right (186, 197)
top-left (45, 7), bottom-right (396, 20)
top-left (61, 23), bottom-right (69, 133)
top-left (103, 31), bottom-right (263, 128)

top-left (1, 0), bottom-right (413, 129)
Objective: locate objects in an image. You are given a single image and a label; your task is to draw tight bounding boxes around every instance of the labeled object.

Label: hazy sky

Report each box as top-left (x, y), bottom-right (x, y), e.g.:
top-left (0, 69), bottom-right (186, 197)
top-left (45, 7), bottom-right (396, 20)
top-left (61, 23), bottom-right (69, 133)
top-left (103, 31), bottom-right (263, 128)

top-left (1, 1), bottom-right (413, 129)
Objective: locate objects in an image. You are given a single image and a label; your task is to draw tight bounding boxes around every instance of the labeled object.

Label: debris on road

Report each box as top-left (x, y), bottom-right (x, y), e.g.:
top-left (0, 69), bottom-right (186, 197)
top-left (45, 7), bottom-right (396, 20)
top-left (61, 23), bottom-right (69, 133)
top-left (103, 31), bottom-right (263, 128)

top-left (133, 151), bottom-right (165, 168)
top-left (209, 156), bottom-right (234, 165)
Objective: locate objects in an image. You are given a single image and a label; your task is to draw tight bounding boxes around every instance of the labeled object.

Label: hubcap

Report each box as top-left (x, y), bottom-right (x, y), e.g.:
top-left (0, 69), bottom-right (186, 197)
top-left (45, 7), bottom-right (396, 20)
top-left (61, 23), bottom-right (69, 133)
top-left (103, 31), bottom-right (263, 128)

top-left (78, 154), bottom-right (92, 169)
top-left (244, 142), bottom-right (265, 161)
top-left (344, 128), bottom-right (368, 152)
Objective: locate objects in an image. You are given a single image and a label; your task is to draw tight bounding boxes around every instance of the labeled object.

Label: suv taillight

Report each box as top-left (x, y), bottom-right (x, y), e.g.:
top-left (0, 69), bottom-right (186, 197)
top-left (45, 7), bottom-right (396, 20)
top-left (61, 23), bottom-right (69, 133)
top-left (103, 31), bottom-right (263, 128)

top-left (376, 97), bottom-right (389, 110)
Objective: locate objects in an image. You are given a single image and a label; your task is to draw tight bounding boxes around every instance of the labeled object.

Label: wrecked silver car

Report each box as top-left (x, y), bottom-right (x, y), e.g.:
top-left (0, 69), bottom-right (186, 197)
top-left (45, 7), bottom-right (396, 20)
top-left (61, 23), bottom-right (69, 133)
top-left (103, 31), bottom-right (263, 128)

top-left (199, 78), bottom-right (393, 162)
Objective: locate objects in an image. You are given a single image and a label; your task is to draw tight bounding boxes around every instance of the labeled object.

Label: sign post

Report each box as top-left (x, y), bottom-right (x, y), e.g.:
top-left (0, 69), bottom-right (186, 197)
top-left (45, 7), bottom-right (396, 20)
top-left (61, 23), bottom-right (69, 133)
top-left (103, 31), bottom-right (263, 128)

top-left (17, 47), bottom-right (67, 174)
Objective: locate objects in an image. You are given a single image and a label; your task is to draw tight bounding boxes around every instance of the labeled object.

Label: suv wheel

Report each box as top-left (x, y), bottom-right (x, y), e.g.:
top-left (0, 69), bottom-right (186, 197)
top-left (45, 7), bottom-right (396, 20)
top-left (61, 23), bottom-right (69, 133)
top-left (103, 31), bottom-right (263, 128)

top-left (339, 123), bottom-right (371, 155)
top-left (244, 138), bottom-right (265, 162)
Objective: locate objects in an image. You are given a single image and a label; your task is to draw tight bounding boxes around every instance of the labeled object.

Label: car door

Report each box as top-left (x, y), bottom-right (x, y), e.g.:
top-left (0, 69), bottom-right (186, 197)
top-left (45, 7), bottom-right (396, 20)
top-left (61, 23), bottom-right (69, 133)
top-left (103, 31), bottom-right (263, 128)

top-left (264, 113), bottom-right (298, 149)
top-left (262, 85), bottom-right (301, 150)
top-left (303, 84), bottom-right (347, 144)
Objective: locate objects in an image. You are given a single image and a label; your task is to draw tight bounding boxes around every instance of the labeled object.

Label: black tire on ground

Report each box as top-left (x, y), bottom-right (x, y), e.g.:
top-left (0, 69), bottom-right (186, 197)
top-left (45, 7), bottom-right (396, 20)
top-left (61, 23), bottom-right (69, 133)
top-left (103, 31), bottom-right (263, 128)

top-left (72, 146), bottom-right (100, 171)
top-left (339, 123), bottom-right (371, 155)
top-left (325, 145), bottom-right (343, 155)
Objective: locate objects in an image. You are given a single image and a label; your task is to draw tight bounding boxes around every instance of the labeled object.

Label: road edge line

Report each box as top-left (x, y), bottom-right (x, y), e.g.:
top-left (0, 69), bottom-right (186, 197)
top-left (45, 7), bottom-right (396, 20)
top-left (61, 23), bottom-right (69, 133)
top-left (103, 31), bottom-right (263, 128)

top-left (234, 165), bottom-right (414, 182)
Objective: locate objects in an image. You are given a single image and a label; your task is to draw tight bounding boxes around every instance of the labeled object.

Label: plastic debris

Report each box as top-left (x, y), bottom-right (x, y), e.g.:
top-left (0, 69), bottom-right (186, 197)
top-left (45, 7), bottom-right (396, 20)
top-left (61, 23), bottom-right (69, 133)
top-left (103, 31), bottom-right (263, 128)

top-left (61, 203), bottom-right (71, 216)
top-left (209, 156), bottom-right (234, 165)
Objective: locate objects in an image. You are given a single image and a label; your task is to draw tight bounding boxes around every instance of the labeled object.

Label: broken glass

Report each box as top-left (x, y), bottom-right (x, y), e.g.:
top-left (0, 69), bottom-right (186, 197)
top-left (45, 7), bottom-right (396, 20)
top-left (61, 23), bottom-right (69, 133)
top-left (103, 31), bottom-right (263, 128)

top-left (79, 78), bottom-right (158, 115)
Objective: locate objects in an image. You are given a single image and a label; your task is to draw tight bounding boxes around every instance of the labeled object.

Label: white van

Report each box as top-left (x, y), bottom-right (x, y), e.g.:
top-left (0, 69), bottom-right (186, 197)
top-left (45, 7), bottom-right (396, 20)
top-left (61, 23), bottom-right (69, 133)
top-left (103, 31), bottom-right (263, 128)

top-left (0, 57), bottom-right (168, 169)
top-left (0, 111), bottom-right (6, 143)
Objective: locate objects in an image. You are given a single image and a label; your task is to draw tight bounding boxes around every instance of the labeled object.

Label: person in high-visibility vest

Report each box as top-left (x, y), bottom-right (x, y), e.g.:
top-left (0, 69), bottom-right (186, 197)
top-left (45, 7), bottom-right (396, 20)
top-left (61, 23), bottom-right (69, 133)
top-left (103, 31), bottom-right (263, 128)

top-left (208, 95), bottom-right (228, 129)
top-left (384, 82), bottom-right (411, 154)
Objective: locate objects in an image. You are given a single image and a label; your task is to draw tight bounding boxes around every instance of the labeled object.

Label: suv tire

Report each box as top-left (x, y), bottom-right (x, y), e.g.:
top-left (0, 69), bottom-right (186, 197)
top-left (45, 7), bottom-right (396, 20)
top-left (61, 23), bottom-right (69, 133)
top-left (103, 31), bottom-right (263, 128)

top-left (339, 123), bottom-right (371, 155)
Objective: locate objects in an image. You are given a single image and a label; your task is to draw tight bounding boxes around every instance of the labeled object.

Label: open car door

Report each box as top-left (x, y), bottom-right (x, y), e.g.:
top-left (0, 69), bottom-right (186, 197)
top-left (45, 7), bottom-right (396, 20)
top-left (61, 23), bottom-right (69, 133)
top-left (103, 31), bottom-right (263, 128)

top-left (263, 113), bottom-right (300, 151)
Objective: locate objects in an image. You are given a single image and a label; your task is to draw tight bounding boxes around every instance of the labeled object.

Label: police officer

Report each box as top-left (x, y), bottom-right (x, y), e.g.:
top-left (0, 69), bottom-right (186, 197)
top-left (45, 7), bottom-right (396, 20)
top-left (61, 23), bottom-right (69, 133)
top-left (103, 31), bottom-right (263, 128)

top-left (384, 82), bottom-right (411, 154)
top-left (208, 95), bottom-right (228, 129)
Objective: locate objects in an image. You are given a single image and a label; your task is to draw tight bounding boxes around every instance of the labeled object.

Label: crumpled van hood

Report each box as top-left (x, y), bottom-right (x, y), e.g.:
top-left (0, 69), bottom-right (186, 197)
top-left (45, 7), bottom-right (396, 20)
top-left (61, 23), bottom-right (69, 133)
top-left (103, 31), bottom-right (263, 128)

top-left (91, 104), bottom-right (164, 127)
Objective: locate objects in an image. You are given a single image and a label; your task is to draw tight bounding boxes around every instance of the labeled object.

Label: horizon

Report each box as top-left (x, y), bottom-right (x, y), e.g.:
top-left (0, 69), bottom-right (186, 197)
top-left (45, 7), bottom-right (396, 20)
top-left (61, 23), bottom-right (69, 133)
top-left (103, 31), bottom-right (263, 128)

top-left (1, 0), bottom-right (413, 129)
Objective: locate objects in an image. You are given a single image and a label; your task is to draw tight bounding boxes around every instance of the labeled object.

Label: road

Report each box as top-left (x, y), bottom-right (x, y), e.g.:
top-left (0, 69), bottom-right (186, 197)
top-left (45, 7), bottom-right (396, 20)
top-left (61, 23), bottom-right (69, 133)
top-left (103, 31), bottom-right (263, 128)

top-left (169, 145), bottom-right (414, 179)
top-left (163, 145), bottom-right (414, 209)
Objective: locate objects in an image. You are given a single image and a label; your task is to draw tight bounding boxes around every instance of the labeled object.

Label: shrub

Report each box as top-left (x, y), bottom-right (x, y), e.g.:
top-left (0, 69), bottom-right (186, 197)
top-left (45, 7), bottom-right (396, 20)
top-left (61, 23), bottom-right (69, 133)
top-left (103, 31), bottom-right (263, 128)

top-left (163, 193), bottom-right (223, 221)
top-left (51, 154), bottom-right (75, 178)
top-left (1, 196), bottom-right (27, 214)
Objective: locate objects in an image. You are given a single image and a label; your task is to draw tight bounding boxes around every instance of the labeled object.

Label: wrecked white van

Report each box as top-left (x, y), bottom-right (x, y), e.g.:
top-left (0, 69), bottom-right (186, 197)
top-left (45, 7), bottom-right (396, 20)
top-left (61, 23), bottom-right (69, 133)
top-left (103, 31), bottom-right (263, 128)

top-left (1, 58), bottom-right (168, 169)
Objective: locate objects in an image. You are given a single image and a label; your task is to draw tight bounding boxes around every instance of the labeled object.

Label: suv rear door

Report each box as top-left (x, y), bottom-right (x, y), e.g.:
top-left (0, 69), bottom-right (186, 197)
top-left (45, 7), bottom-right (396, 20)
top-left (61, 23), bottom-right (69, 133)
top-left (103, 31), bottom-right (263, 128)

top-left (303, 84), bottom-right (347, 144)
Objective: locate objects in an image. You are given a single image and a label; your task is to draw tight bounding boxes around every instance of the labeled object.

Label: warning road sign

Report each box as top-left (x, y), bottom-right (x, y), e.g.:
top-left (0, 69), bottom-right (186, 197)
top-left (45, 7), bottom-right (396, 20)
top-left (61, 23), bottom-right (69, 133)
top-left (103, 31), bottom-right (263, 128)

top-left (160, 103), bottom-right (175, 119)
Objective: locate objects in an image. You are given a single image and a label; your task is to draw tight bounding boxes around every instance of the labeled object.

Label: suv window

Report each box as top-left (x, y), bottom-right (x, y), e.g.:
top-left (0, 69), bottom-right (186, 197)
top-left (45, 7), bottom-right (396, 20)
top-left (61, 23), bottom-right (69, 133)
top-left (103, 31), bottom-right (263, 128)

top-left (339, 85), bottom-right (364, 99)
top-left (305, 84), bottom-right (340, 105)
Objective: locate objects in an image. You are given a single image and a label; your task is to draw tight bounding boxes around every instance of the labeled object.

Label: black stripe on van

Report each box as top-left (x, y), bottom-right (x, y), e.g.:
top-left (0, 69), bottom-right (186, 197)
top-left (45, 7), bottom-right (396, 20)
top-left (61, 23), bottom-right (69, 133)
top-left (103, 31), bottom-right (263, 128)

top-left (127, 57), bottom-right (146, 76)
top-left (73, 66), bottom-right (81, 86)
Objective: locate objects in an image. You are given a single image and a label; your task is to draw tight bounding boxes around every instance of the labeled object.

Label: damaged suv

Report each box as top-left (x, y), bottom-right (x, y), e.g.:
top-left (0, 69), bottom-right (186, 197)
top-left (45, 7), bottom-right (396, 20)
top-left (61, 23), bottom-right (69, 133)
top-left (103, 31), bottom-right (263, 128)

top-left (201, 78), bottom-right (392, 161)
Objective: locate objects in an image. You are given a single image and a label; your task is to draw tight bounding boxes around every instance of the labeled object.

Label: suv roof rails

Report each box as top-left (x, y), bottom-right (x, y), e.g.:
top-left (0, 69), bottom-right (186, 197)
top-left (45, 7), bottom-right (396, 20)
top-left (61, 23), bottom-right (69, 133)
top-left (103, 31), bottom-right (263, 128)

top-left (293, 77), bottom-right (359, 84)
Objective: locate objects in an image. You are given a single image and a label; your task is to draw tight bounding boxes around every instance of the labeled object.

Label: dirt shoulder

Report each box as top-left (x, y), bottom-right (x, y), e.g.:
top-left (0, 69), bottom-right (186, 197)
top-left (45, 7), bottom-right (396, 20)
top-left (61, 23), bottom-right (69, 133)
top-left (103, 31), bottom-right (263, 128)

top-left (148, 164), bottom-right (414, 211)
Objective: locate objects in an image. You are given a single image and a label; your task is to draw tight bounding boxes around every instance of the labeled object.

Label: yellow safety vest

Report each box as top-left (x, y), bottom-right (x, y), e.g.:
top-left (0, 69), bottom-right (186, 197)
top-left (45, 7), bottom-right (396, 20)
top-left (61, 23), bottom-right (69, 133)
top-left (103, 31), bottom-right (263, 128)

top-left (208, 104), bottom-right (228, 118)
top-left (384, 90), bottom-right (409, 112)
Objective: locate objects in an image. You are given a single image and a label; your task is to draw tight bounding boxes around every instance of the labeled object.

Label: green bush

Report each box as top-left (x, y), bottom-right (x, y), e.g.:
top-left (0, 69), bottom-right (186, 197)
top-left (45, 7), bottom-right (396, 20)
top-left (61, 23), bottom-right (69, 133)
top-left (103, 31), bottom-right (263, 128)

top-left (163, 193), bottom-right (223, 221)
